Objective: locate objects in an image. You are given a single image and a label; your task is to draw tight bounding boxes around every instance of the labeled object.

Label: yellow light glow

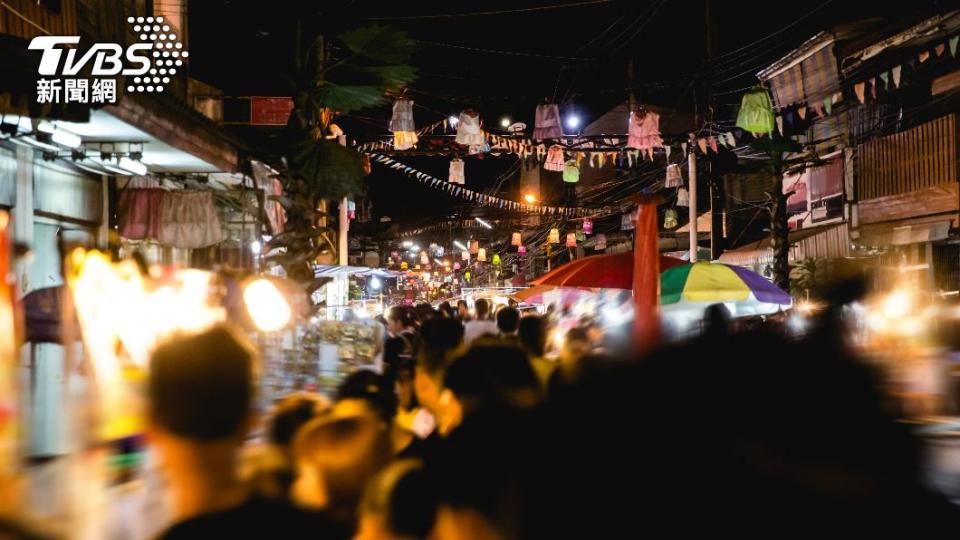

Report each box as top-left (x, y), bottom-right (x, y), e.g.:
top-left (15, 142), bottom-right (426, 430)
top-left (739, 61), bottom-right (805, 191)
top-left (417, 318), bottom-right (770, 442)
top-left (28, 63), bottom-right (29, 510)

top-left (524, 193), bottom-right (537, 204)
top-left (882, 291), bottom-right (911, 319)
top-left (866, 312), bottom-right (888, 333)
top-left (900, 317), bottom-right (924, 337)
top-left (244, 278), bottom-right (293, 332)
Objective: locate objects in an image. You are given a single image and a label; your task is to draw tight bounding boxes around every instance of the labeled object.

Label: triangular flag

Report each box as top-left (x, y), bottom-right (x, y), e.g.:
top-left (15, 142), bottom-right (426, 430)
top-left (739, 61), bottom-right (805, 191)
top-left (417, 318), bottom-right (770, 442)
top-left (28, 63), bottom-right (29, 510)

top-left (869, 77), bottom-right (877, 99)
top-left (823, 97), bottom-right (832, 116)
top-left (811, 102), bottom-right (824, 118)
top-left (937, 43), bottom-right (946, 56)
top-left (627, 153), bottom-right (634, 168)
top-left (665, 145), bottom-right (672, 160)
top-left (854, 82), bottom-right (866, 103)
top-left (879, 71), bottom-right (889, 89)
top-left (708, 136), bottom-right (718, 153)
top-left (681, 142), bottom-right (688, 155)
top-left (775, 116), bottom-right (784, 135)
top-left (919, 51), bottom-right (930, 63)
top-left (951, 36), bottom-right (959, 57)
top-left (892, 65), bottom-right (902, 87)
top-left (726, 133), bottom-right (736, 147)
top-left (697, 138), bottom-right (707, 154)
top-left (798, 106), bottom-right (807, 120)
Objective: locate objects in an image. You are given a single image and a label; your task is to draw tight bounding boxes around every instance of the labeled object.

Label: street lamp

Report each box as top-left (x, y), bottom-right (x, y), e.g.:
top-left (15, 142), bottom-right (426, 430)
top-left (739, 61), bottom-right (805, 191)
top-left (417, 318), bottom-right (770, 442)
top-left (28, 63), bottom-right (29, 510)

top-left (524, 193), bottom-right (537, 204)
top-left (500, 117), bottom-right (511, 128)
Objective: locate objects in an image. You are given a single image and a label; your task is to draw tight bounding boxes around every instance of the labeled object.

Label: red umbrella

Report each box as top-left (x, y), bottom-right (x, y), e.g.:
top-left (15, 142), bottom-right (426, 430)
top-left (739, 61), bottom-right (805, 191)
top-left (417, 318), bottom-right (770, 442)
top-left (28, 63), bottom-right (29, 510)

top-left (532, 252), bottom-right (684, 289)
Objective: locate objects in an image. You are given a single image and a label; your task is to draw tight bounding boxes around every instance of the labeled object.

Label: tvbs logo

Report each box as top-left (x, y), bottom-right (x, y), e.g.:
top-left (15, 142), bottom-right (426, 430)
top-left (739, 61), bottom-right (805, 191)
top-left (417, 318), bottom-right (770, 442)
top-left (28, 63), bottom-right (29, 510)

top-left (29, 16), bottom-right (188, 104)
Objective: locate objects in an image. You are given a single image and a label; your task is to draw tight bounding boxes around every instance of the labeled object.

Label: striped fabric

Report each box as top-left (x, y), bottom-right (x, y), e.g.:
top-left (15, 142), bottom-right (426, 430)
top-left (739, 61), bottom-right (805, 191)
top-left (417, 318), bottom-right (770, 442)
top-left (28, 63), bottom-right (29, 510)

top-left (769, 44), bottom-right (838, 108)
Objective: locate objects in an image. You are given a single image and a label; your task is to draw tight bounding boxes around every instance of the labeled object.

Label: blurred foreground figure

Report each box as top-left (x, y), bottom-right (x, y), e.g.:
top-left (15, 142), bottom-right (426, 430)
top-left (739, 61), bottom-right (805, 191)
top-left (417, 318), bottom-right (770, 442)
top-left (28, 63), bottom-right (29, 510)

top-left (148, 325), bottom-right (344, 539)
top-left (355, 460), bottom-right (436, 540)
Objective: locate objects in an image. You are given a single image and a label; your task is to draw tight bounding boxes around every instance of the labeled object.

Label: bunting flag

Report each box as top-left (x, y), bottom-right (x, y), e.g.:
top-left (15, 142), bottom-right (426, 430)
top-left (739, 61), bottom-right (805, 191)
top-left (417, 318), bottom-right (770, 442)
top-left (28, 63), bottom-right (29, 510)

top-left (681, 142), bottom-right (688, 155)
top-left (370, 153), bottom-right (595, 216)
top-left (697, 138), bottom-right (707, 154)
top-left (951, 36), bottom-right (959, 57)
top-left (811, 102), bottom-right (824, 118)
top-left (627, 152), bottom-right (634, 168)
top-left (797, 106), bottom-right (807, 120)
top-left (919, 50), bottom-right (930, 63)
top-left (869, 77), bottom-right (877, 99)
top-left (831, 92), bottom-right (843, 105)
top-left (775, 116), bottom-right (784, 135)
top-left (726, 132), bottom-right (736, 147)
top-left (823, 97), bottom-right (832, 116)
top-left (892, 65), bottom-right (902, 88)
top-left (879, 71), bottom-right (889, 89)
top-left (665, 145), bottom-right (672, 160)
top-left (707, 136), bottom-right (718, 153)
top-left (936, 43), bottom-right (946, 57)
top-left (854, 82), bottom-right (866, 104)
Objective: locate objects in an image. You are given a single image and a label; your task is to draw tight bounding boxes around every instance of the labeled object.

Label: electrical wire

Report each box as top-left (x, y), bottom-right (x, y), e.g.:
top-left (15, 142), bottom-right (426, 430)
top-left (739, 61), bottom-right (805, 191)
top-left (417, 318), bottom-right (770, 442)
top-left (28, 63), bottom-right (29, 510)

top-left (363, 0), bottom-right (614, 21)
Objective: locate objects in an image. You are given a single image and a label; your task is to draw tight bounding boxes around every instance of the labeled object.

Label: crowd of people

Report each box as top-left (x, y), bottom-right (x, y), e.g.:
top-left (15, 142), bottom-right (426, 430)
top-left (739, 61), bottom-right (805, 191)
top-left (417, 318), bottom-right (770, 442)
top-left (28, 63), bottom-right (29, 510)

top-left (9, 292), bottom-right (958, 538)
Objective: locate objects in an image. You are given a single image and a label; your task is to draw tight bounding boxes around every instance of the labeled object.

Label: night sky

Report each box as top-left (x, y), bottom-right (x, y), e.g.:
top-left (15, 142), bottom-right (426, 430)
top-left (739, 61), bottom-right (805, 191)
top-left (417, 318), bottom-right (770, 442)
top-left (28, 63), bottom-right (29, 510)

top-left (187, 0), bottom-right (922, 238)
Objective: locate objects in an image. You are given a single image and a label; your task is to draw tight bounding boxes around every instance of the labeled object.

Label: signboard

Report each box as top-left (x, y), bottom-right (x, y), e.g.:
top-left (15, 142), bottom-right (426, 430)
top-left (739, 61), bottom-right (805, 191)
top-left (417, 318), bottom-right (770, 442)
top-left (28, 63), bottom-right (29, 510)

top-left (251, 97), bottom-right (294, 126)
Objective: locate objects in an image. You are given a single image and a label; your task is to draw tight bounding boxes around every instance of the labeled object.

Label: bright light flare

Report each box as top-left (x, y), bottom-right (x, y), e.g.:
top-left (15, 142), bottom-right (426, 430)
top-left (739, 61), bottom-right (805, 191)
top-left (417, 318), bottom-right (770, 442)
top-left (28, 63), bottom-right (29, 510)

top-left (243, 278), bottom-right (292, 332)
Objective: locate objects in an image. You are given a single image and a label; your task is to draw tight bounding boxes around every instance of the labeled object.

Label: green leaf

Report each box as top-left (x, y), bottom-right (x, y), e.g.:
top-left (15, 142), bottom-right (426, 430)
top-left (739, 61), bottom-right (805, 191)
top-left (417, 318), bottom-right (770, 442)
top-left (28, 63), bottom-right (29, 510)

top-left (313, 84), bottom-right (386, 114)
top-left (338, 25), bottom-right (417, 64)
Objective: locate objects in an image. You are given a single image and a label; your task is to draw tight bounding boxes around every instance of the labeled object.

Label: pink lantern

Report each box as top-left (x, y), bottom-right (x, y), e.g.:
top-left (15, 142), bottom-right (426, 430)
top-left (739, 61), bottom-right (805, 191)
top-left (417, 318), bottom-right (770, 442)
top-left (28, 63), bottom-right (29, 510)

top-left (583, 218), bottom-right (593, 235)
top-left (453, 262), bottom-right (461, 270)
top-left (517, 245), bottom-right (527, 256)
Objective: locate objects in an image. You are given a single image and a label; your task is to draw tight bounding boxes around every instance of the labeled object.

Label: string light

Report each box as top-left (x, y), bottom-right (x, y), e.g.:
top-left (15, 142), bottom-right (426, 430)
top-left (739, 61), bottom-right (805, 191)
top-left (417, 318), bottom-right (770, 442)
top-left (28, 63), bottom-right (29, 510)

top-left (500, 117), bottom-right (511, 127)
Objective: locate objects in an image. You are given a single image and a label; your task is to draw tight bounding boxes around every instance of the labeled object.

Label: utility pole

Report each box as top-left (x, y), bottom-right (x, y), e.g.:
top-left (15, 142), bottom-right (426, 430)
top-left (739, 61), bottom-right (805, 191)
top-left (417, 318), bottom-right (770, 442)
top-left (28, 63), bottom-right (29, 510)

top-left (705, 0), bottom-right (725, 260)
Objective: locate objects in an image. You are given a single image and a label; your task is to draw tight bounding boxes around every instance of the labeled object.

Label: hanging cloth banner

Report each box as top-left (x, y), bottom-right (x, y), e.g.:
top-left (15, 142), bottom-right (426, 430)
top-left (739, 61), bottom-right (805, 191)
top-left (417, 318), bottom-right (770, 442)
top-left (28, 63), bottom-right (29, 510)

top-left (665, 145), bottom-right (672, 160)
top-left (797, 106), bottom-right (807, 120)
top-left (879, 71), bottom-right (889, 89)
top-left (697, 138), bottom-right (707, 154)
top-left (937, 43), bottom-right (946, 56)
top-left (811, 101), bottom-right (824, 118)
top-left (919, 50), bottom-right (930, 63)
top-left (726, 133), bottom-right (736, 147)
top-left (892, 65), bottom-right (902, 88)
top-left (951, 36), bottom-right (959, 57)
top-left (823, 97), bottom-right (832, 116)
top-left (775, 116), bottom-right (784, 135)
top-left (681, 142), bottom-right (688, 155)
top-left (854, 82), bottom-right (866, 104)
top-left (707, 136), bottom-right (718, 154)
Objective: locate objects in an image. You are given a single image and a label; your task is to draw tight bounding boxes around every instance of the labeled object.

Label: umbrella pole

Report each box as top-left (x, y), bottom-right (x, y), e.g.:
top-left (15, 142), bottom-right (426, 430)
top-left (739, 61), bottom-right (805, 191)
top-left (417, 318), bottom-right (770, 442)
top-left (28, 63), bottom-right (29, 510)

top-left (633, 197), bottom-right (661, 353)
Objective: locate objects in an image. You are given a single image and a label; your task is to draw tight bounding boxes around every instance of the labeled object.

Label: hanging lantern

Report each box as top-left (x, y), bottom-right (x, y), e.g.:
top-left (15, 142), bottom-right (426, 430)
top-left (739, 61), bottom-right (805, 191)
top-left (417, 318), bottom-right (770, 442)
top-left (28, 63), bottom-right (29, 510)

top-left (677, 187), bottom-right (689, 207)
top-left (462, 250), bottom-right (470, 261)
top-left (464, 271), bottom-right (471, 282)
top-left (548, 228), bottom-right (560, 244)
top-left (362, 154), bottom-right (372, 175)
top-left (492, 253), bottom-right (501, 266)
top-left (453, 262), bottom-right (461, 270)
top-left (735, 86), bottom-right (775, 136)
top-left (511, 232), bottom-right (522, 246)
top-left (469, 240), bottom-right (479, 254)
top-left (594, 234), bottom-right (607, 250)
top-left (420, 252), bottom-right (429, 266)
top-left (583, 218), bottom-right (593, 235)
top-left (576, 231), bottom-right (586, 242)
top-left (449, 157), bottom-right (465, 185)
top-left (435, 246), bottom-right (445, 258)
top-left (665, 164), bottom-right (683, 188)
top-left (400, 261), bottom-right (409, 270)
top-left (347, 200), bottom-right (357, 219)
top-left (518, 245), bottom-right (527, 256)
top-left (664, 208), bottom-right (678, 229)
top-left (566, 233), bottom-right (577, 247)
top-left (621, 213), bottom-right (635, 231)
top-left (478, 248), bottom-right (487, 262)
top-left (562, 160), bottom-right (580, 183)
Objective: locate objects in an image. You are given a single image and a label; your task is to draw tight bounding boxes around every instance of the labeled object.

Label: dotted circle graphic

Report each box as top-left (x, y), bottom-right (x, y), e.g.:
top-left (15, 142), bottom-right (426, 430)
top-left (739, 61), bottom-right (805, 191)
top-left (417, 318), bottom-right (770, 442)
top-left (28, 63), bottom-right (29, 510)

top-left (126, 16), bottom-right (188, 95)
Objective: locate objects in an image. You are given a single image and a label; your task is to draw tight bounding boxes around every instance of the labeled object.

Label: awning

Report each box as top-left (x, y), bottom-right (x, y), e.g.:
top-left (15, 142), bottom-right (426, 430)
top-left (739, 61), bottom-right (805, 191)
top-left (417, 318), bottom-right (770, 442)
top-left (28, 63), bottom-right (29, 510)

top-left (313, 265), bottom-right (402, 278)
top-left (677, 211), bottom-right (714, 233)
top-left (856, 219), bottom-right (952, 246)
top-left (718, 223), bottom-right (848, 266)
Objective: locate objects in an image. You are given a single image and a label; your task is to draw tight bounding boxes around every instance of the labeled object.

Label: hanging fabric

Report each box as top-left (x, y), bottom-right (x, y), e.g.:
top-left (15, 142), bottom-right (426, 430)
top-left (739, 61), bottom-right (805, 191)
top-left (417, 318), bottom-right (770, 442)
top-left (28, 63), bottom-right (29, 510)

top-left (775, 116), bottom-right (784, 135)
top-left (582, 218), bottom-right (593, 235)
top-left (726, 132), bottom-right (736, 147)
top-left (548, 228), bottom-right (560, 244)
top-left (676, 187), bottom-right (689, 208)
top-left (477, 248), bottom-right (486, 262)
top-left (118, 188), bottom-right (165, 241)
top-left (491, 253), bottom-right (501, 266)
top-left (469, 240), bottom-right (479, 254)
top-left (566, 233), bottom-right (577, 248)
top-left (575, 231), bottom-right (586, 242)
top-left (448, 157), bottom-right (465, 184)
top-left (892, 66), bottom-right (902, 88)
top-left (735, 87), bottom-right (775, 136)
top-left (157, 190), bottom-right (224, 249)
top-left (347, 200), bottom-right (356, 220)
top-left (453, 262), bottom-right (461, 270)
top-left (563, 160), bottom-right (580, 183)
top-left (665, 164), bottom-right (683, 188)
top-left (869, 77), bottom-right (877, 99)
top-left (533, 103), bottom-right (563, 141)
top-left (663, 208), bottom-right (678, 229)
top-left (594, 234), bottom-right (607, 251)
top-left (697, 139), bottom-right (708, 154)
top-left (462, 251), bottom-right (470, 261)
top-left (919, 51), bottom-right (930, 63)
top-left (420, 252), bottom-right (429, 266)
top-left (707, 136), bottom-right (719, 153)
top-left (854, 82), bottom-right (866, 103)
top-left (456, 110), bottom-right (485, 146)
top-left (511, 232), bottom-right (522, 246)
top-left (517, 245), bottom-right (527, 256)
top-left (823, 97), bottom-right (832, 116)
top-left (390, 98), bottom-right (418, 150)
top-left (627, 110), bottom-right (664, 151)
top-left (621, 212), bottom-right (635, 231)
top-left (544, 145), bottom-right (565, 172)
top-left (951, 36), bottom-right (959, 57)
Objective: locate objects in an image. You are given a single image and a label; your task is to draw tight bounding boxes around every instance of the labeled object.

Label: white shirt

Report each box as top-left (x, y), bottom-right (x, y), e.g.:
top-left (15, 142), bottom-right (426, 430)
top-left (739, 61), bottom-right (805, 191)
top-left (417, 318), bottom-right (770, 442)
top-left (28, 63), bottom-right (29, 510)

top-left (463, 320), bottom-right (498, 344)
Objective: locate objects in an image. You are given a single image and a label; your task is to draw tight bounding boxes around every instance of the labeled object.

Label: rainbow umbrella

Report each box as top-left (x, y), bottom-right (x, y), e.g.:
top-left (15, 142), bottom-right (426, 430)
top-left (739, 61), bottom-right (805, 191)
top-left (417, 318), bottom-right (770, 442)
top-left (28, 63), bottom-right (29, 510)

top-left (660, 262), bottom-right (792, 317)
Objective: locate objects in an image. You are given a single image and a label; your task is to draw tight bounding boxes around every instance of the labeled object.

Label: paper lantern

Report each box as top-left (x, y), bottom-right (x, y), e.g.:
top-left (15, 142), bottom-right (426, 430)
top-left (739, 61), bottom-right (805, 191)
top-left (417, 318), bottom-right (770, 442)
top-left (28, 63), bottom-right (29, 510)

top-left (518, 245), bottom-right (527, 256)
top-left (453, 262), bottom-right (461, 270)
top-left (548, 228), bottom-right (560, 244)
top-left (562, 160), bottom-right (580, 183)
top-left (576, 231), bottom-right (586, 242)
top-left (478, 248), bottom-right (487, 262)
top-left (464, 271), bottom-right (471, 282)
top-left (566, 233), bottom-right (577, 247)
top-left (469, 240), bottom-right (479, 254)
top-left (583, 218), bottom-right (593, 235)
top-left (677, 187), bottom-right (689, 207)
top-left (621, 213), bottom-right (635, 231)
top-left (736, 86), bottom-right (775, 136)
top-left (449, 157), bottom-right (465, 185)
top-left (462, 250), bottom-right (470, 261)
top-left (665, 164), bottom-right (683, 188)
top-left (511, 232), bottom-right (522, 246)
top-left (420, 252), bottom-right (429, 266)
top-left (594, 234), bottom-right (607, 250)
top-left (492, 253), bottom-right (501, 266)
top-left (664, 208), bottom-right (678, 229)
top-left (400, 261), bottom-right (409, 270)
top-left (435, 247), bottom-right (445, 257)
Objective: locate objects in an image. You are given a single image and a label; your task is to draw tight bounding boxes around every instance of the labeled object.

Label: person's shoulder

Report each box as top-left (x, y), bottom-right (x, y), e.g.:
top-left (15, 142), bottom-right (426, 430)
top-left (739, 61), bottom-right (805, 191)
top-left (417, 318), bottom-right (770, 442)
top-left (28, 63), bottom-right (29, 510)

top-left (157, 498), bottom-right (347, 539)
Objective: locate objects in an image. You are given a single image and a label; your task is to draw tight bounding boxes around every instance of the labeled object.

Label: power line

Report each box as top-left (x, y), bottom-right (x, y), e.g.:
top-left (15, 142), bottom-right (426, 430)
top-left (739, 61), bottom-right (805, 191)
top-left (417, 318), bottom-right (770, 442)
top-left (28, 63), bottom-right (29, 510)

top-left (363, 0), bottom-right (614, 21)
top-left (415, 39), bottom-right (597, 62)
